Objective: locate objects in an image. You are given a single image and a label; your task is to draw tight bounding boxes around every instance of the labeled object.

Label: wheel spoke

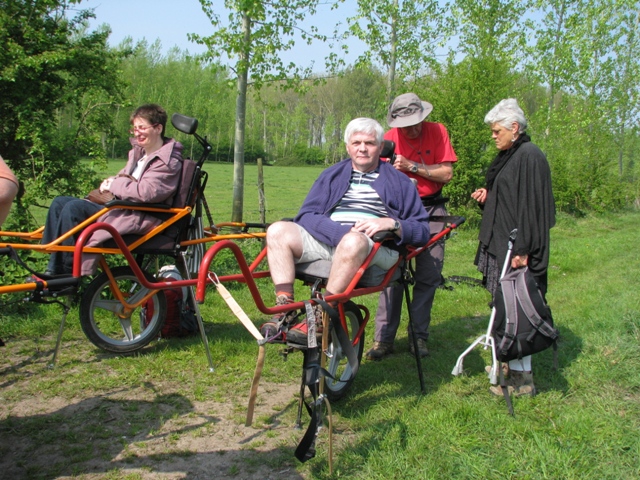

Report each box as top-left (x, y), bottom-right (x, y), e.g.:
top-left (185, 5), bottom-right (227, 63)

top-left (119, 317), bottom-right (134, 341)
top-left (92, 299), bottom-right (123, 314)
top-left (323, 301), bottom-right (364, 401)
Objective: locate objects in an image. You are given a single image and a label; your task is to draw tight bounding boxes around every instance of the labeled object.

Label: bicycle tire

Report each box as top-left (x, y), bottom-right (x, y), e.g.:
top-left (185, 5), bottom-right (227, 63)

top-left (323, 301), bottom-right (364, 401)
top-left (79, 266), bottom-right (166, 353)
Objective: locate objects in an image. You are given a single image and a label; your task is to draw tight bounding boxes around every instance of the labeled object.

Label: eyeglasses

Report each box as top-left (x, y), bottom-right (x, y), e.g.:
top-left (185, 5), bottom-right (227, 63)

top-left (129, 123), bottom-right (159, 135)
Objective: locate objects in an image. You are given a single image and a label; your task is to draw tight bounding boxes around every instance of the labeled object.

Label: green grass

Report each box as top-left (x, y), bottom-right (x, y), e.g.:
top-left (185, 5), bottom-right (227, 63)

top-left (1, 163), bottom-right (639, 478)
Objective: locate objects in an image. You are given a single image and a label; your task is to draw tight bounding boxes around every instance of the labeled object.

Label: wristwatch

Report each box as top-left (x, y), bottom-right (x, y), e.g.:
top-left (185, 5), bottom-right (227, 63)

top-left (391, 220), bottom-right (400, 232)
top-left (409, 164), bottom-right (419, 173)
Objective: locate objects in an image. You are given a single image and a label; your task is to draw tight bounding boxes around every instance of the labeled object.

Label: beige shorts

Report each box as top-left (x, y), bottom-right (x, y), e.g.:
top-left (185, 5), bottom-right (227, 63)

top-left (295, 223), bottom-right (399, 270)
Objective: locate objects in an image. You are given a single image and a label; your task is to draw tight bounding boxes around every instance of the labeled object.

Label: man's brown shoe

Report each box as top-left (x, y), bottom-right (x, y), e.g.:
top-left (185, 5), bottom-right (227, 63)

top-left (365, 341), bottom-right (394, 360)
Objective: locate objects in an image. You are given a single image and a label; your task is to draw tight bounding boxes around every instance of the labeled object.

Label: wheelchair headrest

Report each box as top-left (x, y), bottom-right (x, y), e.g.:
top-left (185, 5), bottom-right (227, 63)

top-left (380, 139), bottom-right (396, 163)
top-left (172, 159), bottom-right (198, 209)
top-left (171, 113), bottom-right (198, 135)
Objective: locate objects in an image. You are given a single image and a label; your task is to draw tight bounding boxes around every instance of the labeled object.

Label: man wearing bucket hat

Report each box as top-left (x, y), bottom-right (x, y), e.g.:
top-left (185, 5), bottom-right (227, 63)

top-left (366, 93), bottom-right (457, 360)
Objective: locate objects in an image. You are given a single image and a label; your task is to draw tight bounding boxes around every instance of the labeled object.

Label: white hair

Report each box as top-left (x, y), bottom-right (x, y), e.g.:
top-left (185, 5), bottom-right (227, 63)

top-left (484, 98), bottom-right (528, 133)
top-left (344, 117), bottom-right (385, 144)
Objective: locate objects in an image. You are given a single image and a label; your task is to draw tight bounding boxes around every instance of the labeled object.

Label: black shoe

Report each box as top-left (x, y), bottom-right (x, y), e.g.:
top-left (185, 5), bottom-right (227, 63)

top-left (259, 321), bottom-right (284, 343)
top-left (409, 338), bottom-right (429, 358)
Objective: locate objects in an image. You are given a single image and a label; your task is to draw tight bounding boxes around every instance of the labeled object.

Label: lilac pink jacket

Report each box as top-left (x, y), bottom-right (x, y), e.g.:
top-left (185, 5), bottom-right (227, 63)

top-left (81, 137), bottom-right (183, 274)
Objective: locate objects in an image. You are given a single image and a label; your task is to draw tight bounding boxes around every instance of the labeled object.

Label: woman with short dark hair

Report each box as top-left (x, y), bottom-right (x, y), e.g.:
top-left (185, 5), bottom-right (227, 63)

top-left (41, 104), bottom-right (183, 277)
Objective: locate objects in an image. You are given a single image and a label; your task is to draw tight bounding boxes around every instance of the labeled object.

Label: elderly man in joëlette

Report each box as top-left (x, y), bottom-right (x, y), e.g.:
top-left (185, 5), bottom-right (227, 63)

top-left (261, 117), bottom-right (431, 346)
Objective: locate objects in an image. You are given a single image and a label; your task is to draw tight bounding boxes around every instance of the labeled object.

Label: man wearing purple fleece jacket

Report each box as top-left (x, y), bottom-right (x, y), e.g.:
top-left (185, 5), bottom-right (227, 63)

top-left (264, 117), bottom-right (430, 345)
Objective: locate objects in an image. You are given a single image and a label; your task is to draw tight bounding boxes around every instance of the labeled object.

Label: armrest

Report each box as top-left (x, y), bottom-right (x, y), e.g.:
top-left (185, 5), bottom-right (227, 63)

top-left (429, 215), bottom-right (466, 226)
top-left (372, 230), bottom-right (396, 242)
top-left (103, 199), bottom-right (171, 210)
top-left (371, 217), bottom-right (465, 243)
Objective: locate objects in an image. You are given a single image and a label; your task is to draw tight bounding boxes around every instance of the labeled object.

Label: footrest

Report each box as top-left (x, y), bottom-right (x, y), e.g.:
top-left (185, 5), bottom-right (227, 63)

top-left (27, 274), bottom-right (80, 299)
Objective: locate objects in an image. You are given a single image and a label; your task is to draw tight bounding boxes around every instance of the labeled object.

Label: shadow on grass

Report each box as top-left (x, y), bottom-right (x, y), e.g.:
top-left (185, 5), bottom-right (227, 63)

top-left (298, 311), bottom-right (584, 478)
top-left (325, 307), bottom-right (582, 419)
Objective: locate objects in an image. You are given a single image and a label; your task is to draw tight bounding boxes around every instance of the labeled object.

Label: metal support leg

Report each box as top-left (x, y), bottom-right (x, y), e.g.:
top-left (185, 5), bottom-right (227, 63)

top-left (452, 229), bottom-right (517, 383)
top-left (451, 305), bottom-right (499, 383)
top-left (180, 252), bottom-right (215, 372)
top-left (404, 282), bottom-right (426, 394)
top-left (49, 296), bottom-right (72, 368)
top-left (295, 360), bottom-right (306, 429)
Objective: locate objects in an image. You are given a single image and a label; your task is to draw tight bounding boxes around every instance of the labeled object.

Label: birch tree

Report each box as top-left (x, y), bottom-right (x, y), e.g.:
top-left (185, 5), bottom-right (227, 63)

top-left (192, 0), bottom-right (339, 222)
top-left (523, 0), bottom-right (640, 211)
top-left (346, 0), bottom-right (453, 104)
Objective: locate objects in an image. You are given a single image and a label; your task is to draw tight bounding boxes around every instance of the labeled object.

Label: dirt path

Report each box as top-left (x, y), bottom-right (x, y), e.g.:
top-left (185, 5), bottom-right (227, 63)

top-left (0, 339), bottom-right (329, 479)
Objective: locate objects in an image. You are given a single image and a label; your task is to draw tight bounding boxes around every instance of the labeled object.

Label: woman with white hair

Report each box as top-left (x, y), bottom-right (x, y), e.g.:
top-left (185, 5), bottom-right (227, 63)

top-left (471, 98), bottom-right (555, 396)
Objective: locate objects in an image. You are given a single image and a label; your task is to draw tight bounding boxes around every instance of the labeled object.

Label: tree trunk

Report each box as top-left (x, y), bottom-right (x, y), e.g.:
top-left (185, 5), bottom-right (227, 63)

top-left (545, 0), bottom-right (567, 139)
top-left (232, 13), bottom-right (251, 223)
top-left (386, 0), bottom-right (399, 105)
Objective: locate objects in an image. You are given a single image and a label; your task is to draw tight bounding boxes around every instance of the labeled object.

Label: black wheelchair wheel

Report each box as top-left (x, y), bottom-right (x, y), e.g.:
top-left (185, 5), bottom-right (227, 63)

top-left (323, 301), bottom-right (364, 401)
top-left (79, 266), bottom-right (166, 353)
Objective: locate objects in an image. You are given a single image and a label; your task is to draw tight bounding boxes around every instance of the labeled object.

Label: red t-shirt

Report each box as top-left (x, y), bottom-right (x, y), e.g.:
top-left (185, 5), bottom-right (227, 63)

top-left (384, 122), bottom-right (457, 197)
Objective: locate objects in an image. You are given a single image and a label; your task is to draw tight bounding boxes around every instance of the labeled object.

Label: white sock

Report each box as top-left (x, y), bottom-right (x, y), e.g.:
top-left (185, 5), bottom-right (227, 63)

top-left (508, 355), bottom-right (532, 372)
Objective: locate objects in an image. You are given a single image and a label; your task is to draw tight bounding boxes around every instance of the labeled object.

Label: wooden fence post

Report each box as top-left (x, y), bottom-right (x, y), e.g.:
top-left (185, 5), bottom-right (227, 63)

top-left (257, 157), bottom-right (266, 229)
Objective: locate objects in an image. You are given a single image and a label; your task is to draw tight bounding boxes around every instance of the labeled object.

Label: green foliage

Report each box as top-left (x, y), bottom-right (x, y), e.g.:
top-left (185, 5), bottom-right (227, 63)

top-left (0, 0), bottom-right (127, 228)
top-left (526, 0), bottom-right (640, 214)
top-left (208, 138), bottom-right (267, 164)
top-left (193, 0), bottom-right (338, 88)
top-left (276, 143), bottom-right (325, 166)
top-left (452, 0), bottom-right (528, 58)
top-left (416, 57), bottom-right (519, 210)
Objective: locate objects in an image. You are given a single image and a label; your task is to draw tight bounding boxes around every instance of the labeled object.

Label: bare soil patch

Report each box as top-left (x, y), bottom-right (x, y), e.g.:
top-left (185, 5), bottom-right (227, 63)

top-left (0, 337), bottom-right (332, 479)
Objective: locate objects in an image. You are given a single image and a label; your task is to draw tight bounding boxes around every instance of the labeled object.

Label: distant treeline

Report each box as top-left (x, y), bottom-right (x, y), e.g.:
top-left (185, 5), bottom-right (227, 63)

top-left (2, 0), bottom-right (638, 229)
top-left (100, 40), bottom-right (639, 219)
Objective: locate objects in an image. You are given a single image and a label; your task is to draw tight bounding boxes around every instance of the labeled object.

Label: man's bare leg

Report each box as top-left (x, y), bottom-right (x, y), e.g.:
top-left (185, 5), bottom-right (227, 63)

top-left (325, 232), bottom-right (370, 294)
top-left (266, 221), bottom-right (304, 285)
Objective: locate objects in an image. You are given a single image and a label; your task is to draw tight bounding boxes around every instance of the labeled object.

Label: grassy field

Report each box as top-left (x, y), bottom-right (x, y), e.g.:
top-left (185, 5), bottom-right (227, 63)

top-left (1, 163), bottom-right (639, 479)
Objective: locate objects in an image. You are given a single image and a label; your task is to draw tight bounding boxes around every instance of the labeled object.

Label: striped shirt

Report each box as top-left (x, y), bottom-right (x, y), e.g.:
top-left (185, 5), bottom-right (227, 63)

top-left (330, 169), bottom-right (388, 224)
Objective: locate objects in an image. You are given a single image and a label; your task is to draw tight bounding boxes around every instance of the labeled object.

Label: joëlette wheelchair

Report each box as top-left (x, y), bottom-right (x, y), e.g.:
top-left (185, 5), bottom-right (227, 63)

top-left (190, 211), bottom-right (465, 463)
top-left (0, 113), bottom-right (267, 366)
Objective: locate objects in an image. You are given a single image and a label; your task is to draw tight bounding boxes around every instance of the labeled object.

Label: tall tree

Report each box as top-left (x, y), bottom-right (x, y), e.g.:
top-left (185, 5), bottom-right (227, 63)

top-left (347, 0), bottom-right (453, 103)
top-left (422, 0), bottom-right (528, 214)
top-left (604, 4), bottom-right (640, 179)
top-left (528, 0), bottom-right (639, 212)
top-left (527, 0), bottom-right (582, 139)
top-left (452, 0), bottom-right (527, 59)
top-left (192, 0), bottom-right (339, 222)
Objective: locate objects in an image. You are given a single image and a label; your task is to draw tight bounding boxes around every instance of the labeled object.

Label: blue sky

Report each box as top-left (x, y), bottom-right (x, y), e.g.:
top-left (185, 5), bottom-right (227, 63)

top-left (73, 0), bottom-right (364, 71)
